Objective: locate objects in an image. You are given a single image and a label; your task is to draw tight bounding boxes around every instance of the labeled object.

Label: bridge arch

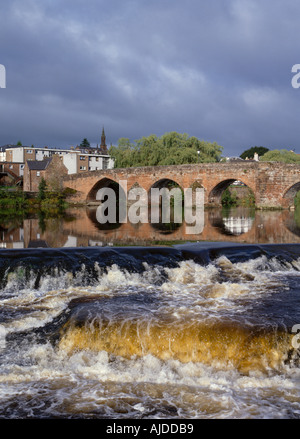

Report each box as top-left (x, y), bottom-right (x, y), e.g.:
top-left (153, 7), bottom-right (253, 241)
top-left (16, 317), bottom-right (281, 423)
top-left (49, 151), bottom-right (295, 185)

top-left (148, 178), bottom-right (184, 224)
top-left (149, 178), bottom-right (184, 205)
top-left (282, 182), bottom-right (300, 208)
top-left (150, 178), bottom-right (183, 192)
top-left (208, 179), bottom-right (256, 206)
top-left (87, 178), bottom-right (127, 224)
top-left (87, 177), bottom-right (125, 202)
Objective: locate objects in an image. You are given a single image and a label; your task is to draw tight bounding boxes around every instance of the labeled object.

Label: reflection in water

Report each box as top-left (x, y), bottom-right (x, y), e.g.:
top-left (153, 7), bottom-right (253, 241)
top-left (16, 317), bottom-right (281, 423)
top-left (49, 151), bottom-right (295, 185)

top-left (223, 217), bottom-right (254, 235)
top-left (1, 206), bottom-right (300, 248)
top-left (210, 207), bottom-right (255, 236)
top-left (285, 205), bottom-right (300, 237)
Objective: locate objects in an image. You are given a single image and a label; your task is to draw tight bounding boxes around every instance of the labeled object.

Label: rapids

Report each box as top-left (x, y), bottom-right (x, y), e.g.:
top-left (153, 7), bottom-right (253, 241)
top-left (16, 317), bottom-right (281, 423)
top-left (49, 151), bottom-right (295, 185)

top-left (0, 243), bottom-right (299, 419)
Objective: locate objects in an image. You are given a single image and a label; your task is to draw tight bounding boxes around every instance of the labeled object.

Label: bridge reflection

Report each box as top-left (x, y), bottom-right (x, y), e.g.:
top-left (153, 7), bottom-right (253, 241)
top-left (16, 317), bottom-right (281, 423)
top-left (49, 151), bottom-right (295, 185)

top-left (209, 208), bottom-right (255, 236)
top-left (1, 206), bottom-right (300, 248)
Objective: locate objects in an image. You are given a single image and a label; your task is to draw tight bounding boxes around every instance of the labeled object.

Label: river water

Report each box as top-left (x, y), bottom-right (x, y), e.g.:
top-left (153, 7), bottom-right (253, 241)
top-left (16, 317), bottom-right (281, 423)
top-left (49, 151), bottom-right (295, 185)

top-left (0, 207), bottom-right (300, 419)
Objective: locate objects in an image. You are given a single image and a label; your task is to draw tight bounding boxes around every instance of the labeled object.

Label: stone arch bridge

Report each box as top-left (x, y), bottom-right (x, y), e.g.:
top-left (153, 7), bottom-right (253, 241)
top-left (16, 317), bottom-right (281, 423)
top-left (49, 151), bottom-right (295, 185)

top-left (62, 161), bottom-right (300, 209)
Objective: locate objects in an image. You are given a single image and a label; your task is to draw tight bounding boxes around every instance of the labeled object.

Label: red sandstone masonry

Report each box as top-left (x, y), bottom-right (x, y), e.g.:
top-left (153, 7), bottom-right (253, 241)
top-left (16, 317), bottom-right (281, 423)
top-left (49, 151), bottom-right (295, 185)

top-left (62, 162), bottom-right (300, 209)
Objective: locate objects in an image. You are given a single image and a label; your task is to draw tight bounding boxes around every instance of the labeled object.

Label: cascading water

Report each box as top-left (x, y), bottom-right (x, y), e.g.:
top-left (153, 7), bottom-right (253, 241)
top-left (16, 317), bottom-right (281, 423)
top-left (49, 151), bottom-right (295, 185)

top-left (0, 243), bottom-right (299, 419)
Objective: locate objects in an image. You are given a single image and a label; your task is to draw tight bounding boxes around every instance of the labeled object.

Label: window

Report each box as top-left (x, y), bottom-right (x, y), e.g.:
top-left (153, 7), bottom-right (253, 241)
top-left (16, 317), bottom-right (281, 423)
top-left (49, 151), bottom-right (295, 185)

top-left (80, 166), bottom-right (86, 171)
top-left (9, 165), bottom-right (13, 169)
top-left (37, 171), bottom-right (40, 177)
top-left (26, 150), bottom-right (33, 154)
top-left (80, 156), bottom-right (86, 160)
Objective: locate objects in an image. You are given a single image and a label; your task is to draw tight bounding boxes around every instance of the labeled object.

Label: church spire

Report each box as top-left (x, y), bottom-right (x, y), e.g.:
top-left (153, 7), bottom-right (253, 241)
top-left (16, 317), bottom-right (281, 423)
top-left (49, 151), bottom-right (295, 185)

top-left (101, 126), bottom-right (107, 151)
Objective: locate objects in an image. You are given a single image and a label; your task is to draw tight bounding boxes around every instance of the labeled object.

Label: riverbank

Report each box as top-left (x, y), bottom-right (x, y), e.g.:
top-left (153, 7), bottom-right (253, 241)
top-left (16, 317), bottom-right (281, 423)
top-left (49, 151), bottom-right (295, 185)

top-left (0, 187), bottom-right (69, 217)
top-left (0, 186), bottom-right (299, 215)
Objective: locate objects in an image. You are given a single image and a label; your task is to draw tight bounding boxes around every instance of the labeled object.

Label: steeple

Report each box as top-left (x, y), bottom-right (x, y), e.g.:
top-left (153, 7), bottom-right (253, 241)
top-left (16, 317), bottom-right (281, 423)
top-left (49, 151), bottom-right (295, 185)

top-left (100, 127), bottom-right (107, 151)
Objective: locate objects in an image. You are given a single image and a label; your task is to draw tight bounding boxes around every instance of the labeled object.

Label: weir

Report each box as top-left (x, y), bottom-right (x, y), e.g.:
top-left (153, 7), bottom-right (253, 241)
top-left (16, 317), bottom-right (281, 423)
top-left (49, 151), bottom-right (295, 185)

top-left (59, 312), bottom-right (297, 374)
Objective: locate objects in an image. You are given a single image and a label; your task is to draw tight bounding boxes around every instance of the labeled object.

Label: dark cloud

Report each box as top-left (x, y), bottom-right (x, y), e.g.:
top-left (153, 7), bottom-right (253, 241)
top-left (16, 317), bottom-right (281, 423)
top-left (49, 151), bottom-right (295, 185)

top-left (0, 0), bottom-right (300, 155)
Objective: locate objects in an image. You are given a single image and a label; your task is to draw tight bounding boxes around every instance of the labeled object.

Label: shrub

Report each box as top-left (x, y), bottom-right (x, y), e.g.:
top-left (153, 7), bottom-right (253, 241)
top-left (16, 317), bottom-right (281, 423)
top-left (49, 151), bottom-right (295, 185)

top-left (221, 188), bottom-right (238, 206)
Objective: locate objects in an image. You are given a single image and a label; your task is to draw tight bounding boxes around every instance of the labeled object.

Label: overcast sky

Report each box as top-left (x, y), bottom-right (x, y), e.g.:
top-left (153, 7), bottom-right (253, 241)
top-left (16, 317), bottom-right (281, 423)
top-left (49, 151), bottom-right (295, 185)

top-left (1, 0), bottom-right (300, 156)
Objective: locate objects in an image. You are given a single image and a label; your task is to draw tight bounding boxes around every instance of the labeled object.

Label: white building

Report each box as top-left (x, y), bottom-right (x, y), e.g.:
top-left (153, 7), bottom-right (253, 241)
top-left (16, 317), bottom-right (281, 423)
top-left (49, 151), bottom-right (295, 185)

top-left (0, 129), bottom-right (115, 176)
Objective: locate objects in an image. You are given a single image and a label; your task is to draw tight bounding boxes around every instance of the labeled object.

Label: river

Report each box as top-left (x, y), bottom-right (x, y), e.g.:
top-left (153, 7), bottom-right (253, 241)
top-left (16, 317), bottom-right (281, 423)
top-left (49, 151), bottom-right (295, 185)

top-left (0, 207), bottom-right (299, 419)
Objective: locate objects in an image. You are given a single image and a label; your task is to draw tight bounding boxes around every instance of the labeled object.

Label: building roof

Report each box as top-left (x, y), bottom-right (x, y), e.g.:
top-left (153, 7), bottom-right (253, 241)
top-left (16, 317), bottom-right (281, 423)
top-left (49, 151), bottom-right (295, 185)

top-left (75, 146), bottom-right (110, 156)
top-left (1, 143), bottom-right (111, 156)
top-left (0, 144), bottom-right (31, 152)
top-left (226, 157), bottom-right (245, 162)
top-left (26, 158), bottom-right (52, 170)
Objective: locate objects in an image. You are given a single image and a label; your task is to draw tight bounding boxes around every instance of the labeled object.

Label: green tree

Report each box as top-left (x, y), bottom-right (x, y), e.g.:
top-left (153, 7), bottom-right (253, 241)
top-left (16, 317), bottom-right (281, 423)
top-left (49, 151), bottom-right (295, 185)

top-left (109, 138), bottom-right (135, 168)
top-left (221, 188), bottom-right (238, 206)
top-left (38, 177), bottom-right (47, 201)
top-left (240, 146), bottom-right (269, 160)
top-left (16, 141), bottom-right (22, 146)
top-left (80, 138), bottom-right (90, 148)
top-left (109, 132), bottom-right (223, 168)
top-left (294, 191), bottom-right (300, 206)
top-left (260, 149), bottom-right (300, 163)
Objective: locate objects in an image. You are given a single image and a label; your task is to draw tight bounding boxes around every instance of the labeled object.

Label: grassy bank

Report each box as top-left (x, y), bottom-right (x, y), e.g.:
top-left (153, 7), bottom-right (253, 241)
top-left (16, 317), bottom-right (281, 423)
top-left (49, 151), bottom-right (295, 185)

top-left (0, 189), bottom-right (28, 216)
top-left (0, 187), bottom-right (69, 218)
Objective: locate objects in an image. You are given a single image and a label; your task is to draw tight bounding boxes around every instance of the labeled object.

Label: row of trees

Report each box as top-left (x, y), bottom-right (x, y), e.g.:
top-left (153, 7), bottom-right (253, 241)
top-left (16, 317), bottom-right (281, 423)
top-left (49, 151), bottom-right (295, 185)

top-left (108, 134), bottom-right (300, 168)
top-left (240, 146), bottom-right (269, 160)
top-left (240, 146), bottom-right (300, 163)
top-left (260, 149), bottom-right (300, 163)
top-left (109, 132), bottom-right (223, 168)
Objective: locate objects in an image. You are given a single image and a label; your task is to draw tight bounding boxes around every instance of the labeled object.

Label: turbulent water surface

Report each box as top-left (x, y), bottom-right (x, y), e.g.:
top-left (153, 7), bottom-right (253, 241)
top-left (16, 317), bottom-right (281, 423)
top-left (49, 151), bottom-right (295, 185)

top-left (0, 243), bottom-right (299, 419)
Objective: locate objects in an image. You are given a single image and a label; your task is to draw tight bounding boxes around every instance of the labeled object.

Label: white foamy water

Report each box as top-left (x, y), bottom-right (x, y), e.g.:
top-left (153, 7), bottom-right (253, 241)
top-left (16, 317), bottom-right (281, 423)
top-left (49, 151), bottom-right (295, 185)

top-left (0, 253), bottom-right (299, 419)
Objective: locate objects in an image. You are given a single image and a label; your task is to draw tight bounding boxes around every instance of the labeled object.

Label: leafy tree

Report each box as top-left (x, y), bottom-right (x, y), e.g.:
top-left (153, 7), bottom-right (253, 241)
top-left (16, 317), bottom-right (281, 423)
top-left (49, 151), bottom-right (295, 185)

top-left (109, 132), bottom-right (223, 168)
top-left (80, 138), bottom-right (90, 148)
top-left (260, 149), bottom-right (300, 163)
top-left (38, 177), bottom-right (47, 201)
top-left (240, 146), bottom-right (269, 160)
top-left (294, 191), bottom-right (300, 206)
top-left (221, 188), bottom-right (238, 206)
top-left (16, 141), bottom-right (22, 146)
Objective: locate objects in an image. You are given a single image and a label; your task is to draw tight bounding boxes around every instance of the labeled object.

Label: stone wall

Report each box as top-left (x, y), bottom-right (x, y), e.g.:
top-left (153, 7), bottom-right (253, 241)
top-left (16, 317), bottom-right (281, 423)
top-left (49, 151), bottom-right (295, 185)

top-left (44, 155), bottom-right (68, 191)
